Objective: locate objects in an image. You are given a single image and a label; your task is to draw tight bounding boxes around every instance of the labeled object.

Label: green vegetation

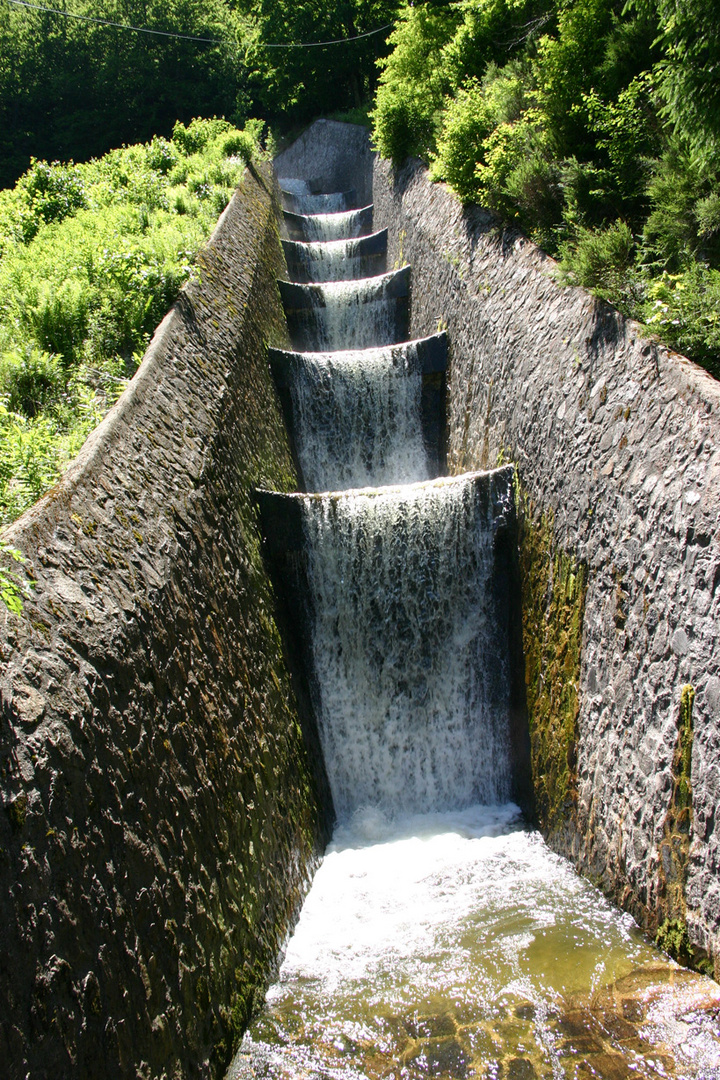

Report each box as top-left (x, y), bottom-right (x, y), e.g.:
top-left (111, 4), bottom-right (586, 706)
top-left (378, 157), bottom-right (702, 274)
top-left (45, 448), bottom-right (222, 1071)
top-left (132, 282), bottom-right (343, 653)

top-left (518, 500), bottom-right (587, 836)
top-left (240, 0), bottom-right (399, 122)
top-left (0, 0), bottom-right (398, 189)
top-left (0, 541), bottom-right (32, 614)
top-left (0, 117), bottom-right (262, 527)
top-left (371, 0), bottom-right (720, 379)
top-left (655, 685), bottom-right (694, 958)
top-left (654, 684), bottom-right (714, 976)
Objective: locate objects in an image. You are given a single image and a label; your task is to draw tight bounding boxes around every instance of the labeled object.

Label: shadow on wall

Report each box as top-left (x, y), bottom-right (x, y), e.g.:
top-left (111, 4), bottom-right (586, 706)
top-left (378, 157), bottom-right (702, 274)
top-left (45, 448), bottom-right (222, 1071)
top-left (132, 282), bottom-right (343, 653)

top-left (274, 118), bottom-right (375, 206)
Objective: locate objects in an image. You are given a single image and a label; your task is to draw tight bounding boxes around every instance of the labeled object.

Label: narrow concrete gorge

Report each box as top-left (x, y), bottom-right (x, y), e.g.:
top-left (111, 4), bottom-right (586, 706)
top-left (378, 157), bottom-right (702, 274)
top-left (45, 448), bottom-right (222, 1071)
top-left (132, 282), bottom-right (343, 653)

top-left (0, 122), bottom-right (719, 1078)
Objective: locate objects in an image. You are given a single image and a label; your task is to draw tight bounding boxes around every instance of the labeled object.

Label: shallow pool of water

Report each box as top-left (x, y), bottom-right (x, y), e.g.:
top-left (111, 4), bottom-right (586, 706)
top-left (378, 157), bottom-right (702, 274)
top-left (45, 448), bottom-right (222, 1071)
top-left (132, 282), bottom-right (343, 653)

top-left (229, 805), bottom-right (720, 1080)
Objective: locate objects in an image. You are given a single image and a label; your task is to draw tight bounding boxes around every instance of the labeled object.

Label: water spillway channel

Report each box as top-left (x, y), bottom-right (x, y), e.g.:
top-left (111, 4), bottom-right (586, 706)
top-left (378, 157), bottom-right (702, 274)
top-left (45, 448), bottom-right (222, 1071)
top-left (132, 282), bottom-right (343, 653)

top-left (229, 180), bottom-right (720, 1079)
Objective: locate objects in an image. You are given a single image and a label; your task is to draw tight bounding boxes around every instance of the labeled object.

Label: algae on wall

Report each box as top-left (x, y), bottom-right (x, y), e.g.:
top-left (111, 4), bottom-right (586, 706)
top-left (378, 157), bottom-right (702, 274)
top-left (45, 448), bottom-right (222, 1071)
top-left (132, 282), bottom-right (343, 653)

top-left (518, 497), bottom-right (587, 839)
top-left (654, 685), bottom-right (714, 976)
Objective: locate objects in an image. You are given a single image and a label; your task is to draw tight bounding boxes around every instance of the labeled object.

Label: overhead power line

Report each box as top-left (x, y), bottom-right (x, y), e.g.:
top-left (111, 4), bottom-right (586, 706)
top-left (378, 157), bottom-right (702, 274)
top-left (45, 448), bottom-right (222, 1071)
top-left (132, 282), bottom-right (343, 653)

top-left (256, 22), bottom-right (394, 49)
top-left (5, 0), bottom-right (393, 49)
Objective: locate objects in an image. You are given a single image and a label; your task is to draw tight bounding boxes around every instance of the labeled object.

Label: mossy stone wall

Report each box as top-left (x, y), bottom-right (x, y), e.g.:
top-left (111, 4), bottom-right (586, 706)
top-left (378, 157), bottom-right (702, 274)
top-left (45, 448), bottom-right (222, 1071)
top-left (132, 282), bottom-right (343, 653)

top-left (0, 162), bottom-right (329, 1079)
top-left (372, 154), bottom-right (720, 977)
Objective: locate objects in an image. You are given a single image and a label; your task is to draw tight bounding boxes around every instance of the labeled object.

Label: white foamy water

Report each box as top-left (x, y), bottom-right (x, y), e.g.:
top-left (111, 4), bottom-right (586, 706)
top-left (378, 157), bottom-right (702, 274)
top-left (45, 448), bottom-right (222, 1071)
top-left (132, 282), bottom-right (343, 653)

top-left (271, 806), bottom-right (646, 996)
top-left (293, 207), bottom-right (372, 242)
top-left (301, 475), bottom-right (512, 822)
top-left (231, 807), bottom-right (720, 1080)
top-left (287, 344), bottom-right (430, 491)
top-left (289, 237), bottom-right (381, 282)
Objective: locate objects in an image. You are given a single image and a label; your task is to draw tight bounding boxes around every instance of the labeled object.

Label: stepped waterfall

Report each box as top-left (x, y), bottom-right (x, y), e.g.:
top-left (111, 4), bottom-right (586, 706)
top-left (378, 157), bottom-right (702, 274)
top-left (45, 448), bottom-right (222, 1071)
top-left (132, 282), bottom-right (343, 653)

top-left (228, 180), bottom-right (719, 1080)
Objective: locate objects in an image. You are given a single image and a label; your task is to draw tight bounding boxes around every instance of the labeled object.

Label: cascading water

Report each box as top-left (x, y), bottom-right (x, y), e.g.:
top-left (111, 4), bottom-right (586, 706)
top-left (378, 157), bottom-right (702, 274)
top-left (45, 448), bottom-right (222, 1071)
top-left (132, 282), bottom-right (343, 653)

top-left (280, 269), bottom-right (409, 351)
top-left (285, 206), bottom-right (373, 242)
top-left (281, 184), bottom-right (351, 215)
top-left (284, 237), bottom-right (366, 281)
top-left (301, 475), bottom-right (512, 820)
top-left (282, 232), bottom-right (386, 282)
top-left (229, 176), bottom-right (720, 1080)
top-left (276, 343), bottom-right (432, 491)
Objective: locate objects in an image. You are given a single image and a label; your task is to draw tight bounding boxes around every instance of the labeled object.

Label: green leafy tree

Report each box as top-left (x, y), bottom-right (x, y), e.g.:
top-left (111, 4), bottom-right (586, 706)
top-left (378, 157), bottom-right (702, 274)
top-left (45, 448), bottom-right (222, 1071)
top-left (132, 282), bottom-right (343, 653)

top-left (240, 0), bottom-right (399, 123)
top-left (371, 2), bottom-right (462, 163)
top-left (650, 0), bottom-right (720, 166)
top-left (0, 0), bottom-right (244, 187)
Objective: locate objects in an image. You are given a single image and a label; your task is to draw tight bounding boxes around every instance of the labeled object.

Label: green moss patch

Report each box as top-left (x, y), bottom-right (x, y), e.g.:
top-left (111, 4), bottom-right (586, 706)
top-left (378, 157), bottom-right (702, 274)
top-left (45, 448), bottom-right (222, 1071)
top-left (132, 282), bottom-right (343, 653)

top-left (655, 685), bottom-right (713, 974)
top-left (518, 499), bottom-right (587, 836)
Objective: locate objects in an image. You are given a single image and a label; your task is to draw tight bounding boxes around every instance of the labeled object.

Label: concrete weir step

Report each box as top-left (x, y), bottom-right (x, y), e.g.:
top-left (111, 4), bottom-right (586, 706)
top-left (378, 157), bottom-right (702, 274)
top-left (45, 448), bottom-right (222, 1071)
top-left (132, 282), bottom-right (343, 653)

top-left (281, 228), bottom-right (388, 283)
top-left (252, 466), bottom-right (518, 704)
top-left (268, 333), bottom-right (448, 486)
top-left (280, 187), bottom-right (358, 214)
top-left (282, 204), bottom-right (374, 242)
top-left (278, 265), bottom-right (411, 352)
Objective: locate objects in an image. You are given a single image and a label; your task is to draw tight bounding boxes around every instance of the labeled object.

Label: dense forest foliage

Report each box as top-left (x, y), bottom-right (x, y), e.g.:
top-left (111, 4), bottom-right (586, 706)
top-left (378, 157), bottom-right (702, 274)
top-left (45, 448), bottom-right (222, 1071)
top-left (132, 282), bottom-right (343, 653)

top-left (372, 0), bottom-right (720, 378)
top-left (0, 0), bottom-right (398, 188)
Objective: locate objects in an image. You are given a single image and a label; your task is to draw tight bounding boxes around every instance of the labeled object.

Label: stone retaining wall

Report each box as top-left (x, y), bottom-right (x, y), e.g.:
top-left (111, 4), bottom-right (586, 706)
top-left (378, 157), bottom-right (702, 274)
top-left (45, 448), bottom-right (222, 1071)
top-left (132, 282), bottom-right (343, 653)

top-left (373, 155), bottom-right (720, 975)
top-left (0, 162), bottom-right (330, 1079)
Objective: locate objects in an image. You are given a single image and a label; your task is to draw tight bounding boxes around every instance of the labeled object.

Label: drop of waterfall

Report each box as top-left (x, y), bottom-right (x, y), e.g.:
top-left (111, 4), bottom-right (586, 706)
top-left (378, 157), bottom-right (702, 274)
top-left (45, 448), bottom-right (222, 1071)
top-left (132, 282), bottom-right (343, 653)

top-left (289, 207), bottom-right (373, 242)
top-left (282, 271), bottom-right (408, 351)
top-left (285, 344), bottom-right (431, 491)
top-left (300, 474), bottom-right (513, 822)
top-left (284, 235), bottom-right (385, 282)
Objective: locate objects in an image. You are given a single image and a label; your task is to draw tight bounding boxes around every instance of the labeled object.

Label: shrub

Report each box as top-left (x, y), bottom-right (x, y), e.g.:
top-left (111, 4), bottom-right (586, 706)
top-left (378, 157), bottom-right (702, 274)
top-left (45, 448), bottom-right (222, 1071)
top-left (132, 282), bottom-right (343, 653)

top-left (644, 141), bottom-right (720, 272)
top-left (430, 82), bottom-right (492, 201)
top-left (172, 117), bottom-right (234, 154)
top-left (0, 347), bottom-right (64, 418)
top-left (558, 219), bottom-right (637, 311)
top-left (431, 64), bottom-right (527, 203)
top-left (642, 264), bottom-right (720, 378)
top-left (15, 159), bottom-right (87, 240)
top-left (473, 110), bottom-right (561, 240)
top-left (220, 131), bottom-right (257, 163)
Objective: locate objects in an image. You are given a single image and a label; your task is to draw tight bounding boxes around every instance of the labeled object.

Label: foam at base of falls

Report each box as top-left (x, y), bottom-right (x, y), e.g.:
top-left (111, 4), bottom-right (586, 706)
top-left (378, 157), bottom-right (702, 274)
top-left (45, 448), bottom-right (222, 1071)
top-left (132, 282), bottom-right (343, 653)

top-left (267, 806), bottom-right (649, 993)
top-left (289, 207), bottom-right (373, 242)
top-left (286, 344), bottom-right (431, 491)
top-left (301, 474), bottom-right (513, 822)
top-left (231, 805), bottom-right (720, 1080)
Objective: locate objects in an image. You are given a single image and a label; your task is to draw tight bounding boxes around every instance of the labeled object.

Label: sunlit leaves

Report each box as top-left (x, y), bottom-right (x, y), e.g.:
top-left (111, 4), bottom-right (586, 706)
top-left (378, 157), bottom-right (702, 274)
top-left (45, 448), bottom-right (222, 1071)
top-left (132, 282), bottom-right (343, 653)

top-left (0, 119), bottom-right (262, 525)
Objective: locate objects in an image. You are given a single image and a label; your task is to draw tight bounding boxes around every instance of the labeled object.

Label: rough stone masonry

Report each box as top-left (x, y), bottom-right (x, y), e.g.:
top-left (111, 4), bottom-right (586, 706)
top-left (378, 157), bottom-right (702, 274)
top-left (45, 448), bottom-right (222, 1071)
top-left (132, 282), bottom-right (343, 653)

top-left (373, 152), bottom-right (720, 975)
top-left (0, 162), bottom-right (329, 1080)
